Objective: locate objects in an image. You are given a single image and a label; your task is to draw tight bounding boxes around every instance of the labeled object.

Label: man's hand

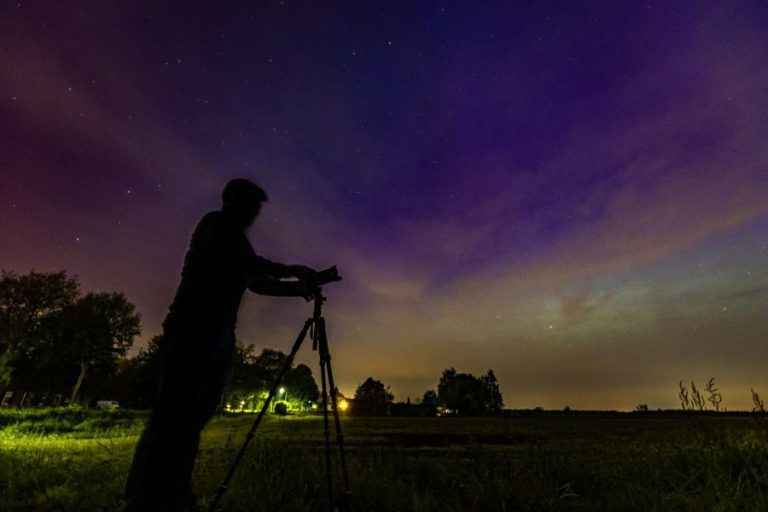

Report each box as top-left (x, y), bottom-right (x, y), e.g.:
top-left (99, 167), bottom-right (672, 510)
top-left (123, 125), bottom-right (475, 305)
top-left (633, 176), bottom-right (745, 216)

top-left (285, 265), bottom-right (319, 287)
top-left (295, 280), bottom-right (314, 301)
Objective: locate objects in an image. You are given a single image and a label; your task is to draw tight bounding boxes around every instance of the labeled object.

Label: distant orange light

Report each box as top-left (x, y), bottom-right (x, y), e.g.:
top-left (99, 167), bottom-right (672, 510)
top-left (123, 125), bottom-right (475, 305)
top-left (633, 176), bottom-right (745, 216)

top-left (338, 399), bottom-right (349, 411)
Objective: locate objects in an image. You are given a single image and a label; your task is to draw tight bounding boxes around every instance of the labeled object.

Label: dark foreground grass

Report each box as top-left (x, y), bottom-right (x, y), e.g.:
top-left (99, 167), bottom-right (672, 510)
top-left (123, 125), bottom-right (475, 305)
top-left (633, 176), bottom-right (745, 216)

top-left (1, 410), bottom-right (767, 511)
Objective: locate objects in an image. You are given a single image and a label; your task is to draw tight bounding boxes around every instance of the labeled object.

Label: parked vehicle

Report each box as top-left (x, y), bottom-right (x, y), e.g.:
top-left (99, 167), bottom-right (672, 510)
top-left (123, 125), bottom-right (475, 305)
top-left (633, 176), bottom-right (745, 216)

top-left (96, 400), bottom-right (120, 411)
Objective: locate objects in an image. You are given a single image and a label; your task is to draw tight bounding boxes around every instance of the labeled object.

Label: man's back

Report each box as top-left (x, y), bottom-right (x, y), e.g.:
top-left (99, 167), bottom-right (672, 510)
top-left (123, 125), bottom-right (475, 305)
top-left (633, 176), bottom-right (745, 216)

top-left (165, 210), bottom-right (285, 333)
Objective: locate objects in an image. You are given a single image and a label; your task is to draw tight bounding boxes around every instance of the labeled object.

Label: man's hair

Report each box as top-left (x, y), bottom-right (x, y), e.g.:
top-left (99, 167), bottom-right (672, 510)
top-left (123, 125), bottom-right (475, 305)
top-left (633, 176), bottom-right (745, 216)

top-left (222, 178), bottom-right (268, 207)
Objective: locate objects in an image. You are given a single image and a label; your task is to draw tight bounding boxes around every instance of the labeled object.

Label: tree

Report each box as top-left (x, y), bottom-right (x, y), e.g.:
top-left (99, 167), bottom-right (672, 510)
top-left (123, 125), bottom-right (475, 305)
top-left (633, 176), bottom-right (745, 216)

top-left (252, 348), bottom-right (288, 376)
top-left (284, 363), bottom-right (320, 404)
top-left (438, 368), bottom-right (483, 415)
top-left (225, 344), bottom-right (264, 410)
top-left (480, 369), bottom-right (504, 413)
top-left (108, 334), bottom-right (168, 408)
top-left (47, 292), bottom-right (141, 404)
top-left (0, 270), bottom-right (141, 404)
top-left (353, 377), bottom-right (393, 416)
top-left (0, 270), bottom-right (79, 388)
top-left (0, 351), bottom-right (13, 388)
top-left (437, 368), bottom-right (504, 416)
top-left (223, 347), bottom-right (320, 411)
top-left (421, 389), bottom-right (438, 416)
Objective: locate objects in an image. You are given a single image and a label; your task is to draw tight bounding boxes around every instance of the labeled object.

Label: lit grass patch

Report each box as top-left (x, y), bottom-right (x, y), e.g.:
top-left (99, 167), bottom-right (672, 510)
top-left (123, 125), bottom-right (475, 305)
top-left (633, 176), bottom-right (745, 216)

top-left (0, 412), bottom-right (766, 511)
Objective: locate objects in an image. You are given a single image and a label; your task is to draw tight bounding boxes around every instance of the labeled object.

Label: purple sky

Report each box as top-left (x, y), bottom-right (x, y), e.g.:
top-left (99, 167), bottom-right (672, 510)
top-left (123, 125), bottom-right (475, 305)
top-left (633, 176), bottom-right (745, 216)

top-left (2, 2), bottom-right (767, 409)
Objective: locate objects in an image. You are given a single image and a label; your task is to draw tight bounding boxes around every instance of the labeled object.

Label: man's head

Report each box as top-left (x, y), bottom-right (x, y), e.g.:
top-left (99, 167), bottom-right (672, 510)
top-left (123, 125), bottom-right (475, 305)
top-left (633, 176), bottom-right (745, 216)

top-left (221, 178), bottom-right (268, 227)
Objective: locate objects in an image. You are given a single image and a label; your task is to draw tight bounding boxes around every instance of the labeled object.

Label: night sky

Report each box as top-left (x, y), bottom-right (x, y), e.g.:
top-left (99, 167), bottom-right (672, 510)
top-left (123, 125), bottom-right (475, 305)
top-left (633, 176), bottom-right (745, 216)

top-left (2, 2), bottom-right (767, 410)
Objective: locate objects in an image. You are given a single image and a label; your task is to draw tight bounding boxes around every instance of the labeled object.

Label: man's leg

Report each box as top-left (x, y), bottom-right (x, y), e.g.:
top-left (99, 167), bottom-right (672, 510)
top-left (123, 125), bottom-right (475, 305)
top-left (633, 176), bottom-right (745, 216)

top-left (125, 331), bottom-right (207, 509)
top-left (125, 407), bottom-right (188, 510)
top-left (125, 329), bottom-right (235, 510)
top-left (167, 330), bottom-right (236, 500)
top-left (124, 418), bottom-right (164, 510)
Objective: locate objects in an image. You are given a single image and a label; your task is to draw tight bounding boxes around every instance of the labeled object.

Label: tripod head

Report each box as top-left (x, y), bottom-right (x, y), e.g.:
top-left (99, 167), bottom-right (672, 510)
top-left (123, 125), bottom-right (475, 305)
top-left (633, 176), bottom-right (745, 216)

top-left (306, 266), bottom-right (341, 350)
top-left (306, 266), bottom-right (342, 301)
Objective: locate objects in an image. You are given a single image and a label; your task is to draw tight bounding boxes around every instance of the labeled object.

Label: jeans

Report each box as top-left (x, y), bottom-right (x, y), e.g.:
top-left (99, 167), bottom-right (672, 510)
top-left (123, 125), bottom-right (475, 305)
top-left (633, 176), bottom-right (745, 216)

top-left (125, 328), bottom-right (236, 508)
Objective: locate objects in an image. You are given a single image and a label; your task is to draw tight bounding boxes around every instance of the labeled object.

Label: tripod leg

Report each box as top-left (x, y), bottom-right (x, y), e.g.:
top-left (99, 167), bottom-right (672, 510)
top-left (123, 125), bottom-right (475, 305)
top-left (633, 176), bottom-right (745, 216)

top-left (318, 318), bottom-right (352, 507)
top-left (208, 318), bottom-right (313, 512)
top-left (319, 347), bottom-right (334, 511)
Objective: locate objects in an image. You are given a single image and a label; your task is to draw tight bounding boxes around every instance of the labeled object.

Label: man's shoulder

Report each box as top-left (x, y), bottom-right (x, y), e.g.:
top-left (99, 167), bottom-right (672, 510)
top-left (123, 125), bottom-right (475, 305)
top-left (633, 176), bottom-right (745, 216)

top-left (199, 210), bottom-right (222, 223)
top-left (190, 211), bottom-right (227, 241)
top-left (194, 210), bottom-right (225, 230)
top-left (191, 210), bottom-right (249, 247)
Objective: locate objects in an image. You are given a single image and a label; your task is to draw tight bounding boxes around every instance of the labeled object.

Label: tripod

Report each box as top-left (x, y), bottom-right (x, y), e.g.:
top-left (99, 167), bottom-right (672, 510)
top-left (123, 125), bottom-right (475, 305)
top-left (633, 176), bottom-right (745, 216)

top-left (208, 289), bottom-right (352, 512)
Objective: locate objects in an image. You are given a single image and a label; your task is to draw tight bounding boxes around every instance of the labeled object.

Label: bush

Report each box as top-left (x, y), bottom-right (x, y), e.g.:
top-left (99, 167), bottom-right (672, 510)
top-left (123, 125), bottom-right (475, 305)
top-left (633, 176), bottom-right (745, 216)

top-left (0, 407), bottom-right (147, 435)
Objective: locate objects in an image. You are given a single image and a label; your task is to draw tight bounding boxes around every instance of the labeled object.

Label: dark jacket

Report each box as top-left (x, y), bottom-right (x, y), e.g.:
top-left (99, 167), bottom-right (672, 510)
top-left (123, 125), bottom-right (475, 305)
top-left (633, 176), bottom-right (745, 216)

top-left (163, 210), bottom-right (287, 333)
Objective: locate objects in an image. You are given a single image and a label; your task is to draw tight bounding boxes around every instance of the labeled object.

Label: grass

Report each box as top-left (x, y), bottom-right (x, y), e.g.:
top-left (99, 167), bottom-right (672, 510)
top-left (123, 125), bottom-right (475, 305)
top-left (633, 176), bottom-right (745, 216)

top-left (0, 409), bottom-right (767, 511)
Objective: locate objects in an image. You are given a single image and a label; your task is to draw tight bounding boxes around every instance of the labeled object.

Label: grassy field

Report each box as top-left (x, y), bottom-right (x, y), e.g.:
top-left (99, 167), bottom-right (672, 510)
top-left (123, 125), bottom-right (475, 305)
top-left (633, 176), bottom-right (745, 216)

top-left (1, 408), bottom-right (767, 511)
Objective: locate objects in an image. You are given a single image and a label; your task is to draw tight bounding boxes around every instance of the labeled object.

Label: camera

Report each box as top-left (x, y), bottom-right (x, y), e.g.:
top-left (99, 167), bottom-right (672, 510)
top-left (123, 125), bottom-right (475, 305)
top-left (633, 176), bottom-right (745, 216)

top-left (315, 266), bottom-right (341, 287)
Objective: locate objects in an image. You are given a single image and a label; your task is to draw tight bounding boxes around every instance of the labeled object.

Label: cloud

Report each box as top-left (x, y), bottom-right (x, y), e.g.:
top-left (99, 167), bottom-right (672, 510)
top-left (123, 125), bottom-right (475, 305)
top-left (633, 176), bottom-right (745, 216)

top-left (560, 285), bottom-right (614, 325)
top-left (0, 45), bottom-right (212, 189)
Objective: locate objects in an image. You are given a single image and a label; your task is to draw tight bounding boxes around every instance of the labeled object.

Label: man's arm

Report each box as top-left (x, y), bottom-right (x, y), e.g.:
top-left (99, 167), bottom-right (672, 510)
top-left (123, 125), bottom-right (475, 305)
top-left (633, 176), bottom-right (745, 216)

top-left (283, 264), bottom-right (319, 285)
top-left (247, 275), bottom-right (311, 299)
top-left (189, 212), bottom-right (318, 284)
top-left (248, 245), bottom-right (317, 282)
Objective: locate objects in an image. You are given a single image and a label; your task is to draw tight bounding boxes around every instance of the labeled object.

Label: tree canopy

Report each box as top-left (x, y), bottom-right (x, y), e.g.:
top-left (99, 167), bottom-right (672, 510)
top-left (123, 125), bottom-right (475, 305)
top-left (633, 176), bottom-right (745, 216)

top-left (0, 270), bottom-right (141, 403)
top-left (0, 270), bottom-right (79, 387)
top-left (437, 368), bottom-right (504, 416)
top-left (353, 377), bottom-right (394, 415)
top-left (224, 345), bottom-right (319, 411)
top-left (107, 334), bottom-right (167, 408)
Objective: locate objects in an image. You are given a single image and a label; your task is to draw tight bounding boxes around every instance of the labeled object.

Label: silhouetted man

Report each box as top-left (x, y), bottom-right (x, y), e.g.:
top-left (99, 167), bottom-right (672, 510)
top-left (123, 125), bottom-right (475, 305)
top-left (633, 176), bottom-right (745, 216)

top-left (125, 179), bottom-right (317, 512)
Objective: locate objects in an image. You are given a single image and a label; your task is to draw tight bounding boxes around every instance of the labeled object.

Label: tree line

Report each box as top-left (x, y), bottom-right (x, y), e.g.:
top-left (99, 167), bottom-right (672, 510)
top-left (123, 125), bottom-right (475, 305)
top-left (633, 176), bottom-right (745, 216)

top-left (0, 270), bottom-right (318, 409)
top-left (1, 270), bottom-right (503, 416)
top-left (0, 270), bottom-right (140, 404)
top-left (111, 335), bottom-right (319, 410)
top-left (353, 368), bottom-right (504, 417)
